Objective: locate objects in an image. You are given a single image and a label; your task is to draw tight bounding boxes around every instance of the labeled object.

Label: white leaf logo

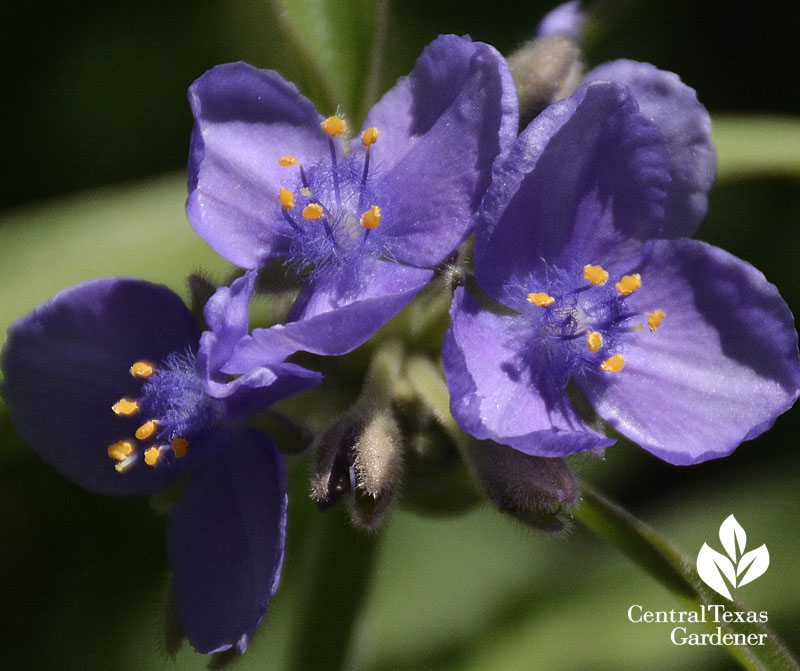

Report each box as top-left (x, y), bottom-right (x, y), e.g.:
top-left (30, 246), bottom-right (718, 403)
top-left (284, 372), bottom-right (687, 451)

top-left (696, 515), bottom-right (769, 600)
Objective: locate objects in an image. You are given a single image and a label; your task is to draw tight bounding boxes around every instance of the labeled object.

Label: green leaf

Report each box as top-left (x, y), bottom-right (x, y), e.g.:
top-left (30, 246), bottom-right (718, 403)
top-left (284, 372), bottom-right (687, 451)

top-left (266, 0), bottom-right (390, 121)
top-left (574, 486), bottom-right (800, 671)
top-left (0, 173), bottom-right (231, 353)
top-left (713, 115), bottom-right (800, 182)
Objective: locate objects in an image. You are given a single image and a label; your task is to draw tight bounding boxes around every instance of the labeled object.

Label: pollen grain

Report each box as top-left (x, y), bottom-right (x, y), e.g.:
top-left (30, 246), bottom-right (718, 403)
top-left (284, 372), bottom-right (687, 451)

top-left (647, 309), bottom-right (666, 332)
top-left (616, 274), bottom-right (642, 296)
top-left (321, 116), bottom-right (346, 137)
top-left (302, 203), bottom-right (324, 220)
top-left (527, 292), bottom-right (555, 308)
top-left (586, 332), bottom-right (603, 353)
top-left (583, 264), bottom-right (609, 286)
top-left (361, 205), bottom-right (381, 229)
top-left (601, 354), bottom-right (626, 373)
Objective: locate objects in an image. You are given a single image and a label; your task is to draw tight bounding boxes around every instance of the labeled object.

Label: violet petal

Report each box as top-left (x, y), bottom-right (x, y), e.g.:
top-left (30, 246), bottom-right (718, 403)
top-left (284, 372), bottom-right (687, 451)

top-left (580, 239), bottom-right (800, 464)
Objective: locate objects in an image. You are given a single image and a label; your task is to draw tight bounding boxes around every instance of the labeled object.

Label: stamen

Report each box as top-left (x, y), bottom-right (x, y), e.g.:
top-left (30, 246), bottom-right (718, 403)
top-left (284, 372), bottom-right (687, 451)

top-left (279, 187), bottom-right (295, 210)
top-left (361, 127), bottom-right (379, 146)
top-left (321, 116), bottom-right (346, 137)
top-left (278, 155), bottom-right (298, 166)
top-left (114, 455), bottom-right (137, 473)
top-left (129, 361), bottom-right (154, 378)
top-left (107, 440), bottom-right (135, 461)
top-left (171, 437), bottom-right (189, 459)
top-left (586, 332), bottom-right (603, 353)
top-left (143, 446), bottom-right (161, 467)
top-left (616, 274), bottom-right (642, 295)
top-left (302, 203), bottom-right (324, 219)
top-left (647, 309), bottom-right (665, 332)
top-left (112, 398), bottom-right (139, 417)
top-left (361, 206), bottom-right (381, 229)
top-left (583, 264), bottom-right (609, 286)
top-left (601, 354), bottom-right (626, 372)
top-left (135, 420), bottom-right (157, 441)
top-left (527, 292), bottom-right (555, 308)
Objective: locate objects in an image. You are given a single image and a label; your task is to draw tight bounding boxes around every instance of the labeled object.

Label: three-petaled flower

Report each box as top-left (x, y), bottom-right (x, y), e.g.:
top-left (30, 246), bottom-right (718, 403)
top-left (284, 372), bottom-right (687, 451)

top-left (443, 79), bottom-right (800, 464)
top-left (1, 272), bottom-right (321, 654)
top-left (186, 35), bottom-right (518, 356)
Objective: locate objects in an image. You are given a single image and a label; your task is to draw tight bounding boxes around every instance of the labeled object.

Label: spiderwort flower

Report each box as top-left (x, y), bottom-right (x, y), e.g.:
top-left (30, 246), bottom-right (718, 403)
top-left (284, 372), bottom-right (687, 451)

top-left (185, 35), bottom-right (518, 355)
top-left (1, 272), bottom-right (322, 654)
top-left (443, 81), bottom-right (800, 464)
top-left (535, 3), bottom-right (717, 238)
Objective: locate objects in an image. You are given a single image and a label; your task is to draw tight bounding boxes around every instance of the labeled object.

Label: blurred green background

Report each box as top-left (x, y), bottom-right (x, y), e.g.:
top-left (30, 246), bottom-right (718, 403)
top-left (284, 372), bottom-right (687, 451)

top-left (1, 1), bottom-right (799, 669)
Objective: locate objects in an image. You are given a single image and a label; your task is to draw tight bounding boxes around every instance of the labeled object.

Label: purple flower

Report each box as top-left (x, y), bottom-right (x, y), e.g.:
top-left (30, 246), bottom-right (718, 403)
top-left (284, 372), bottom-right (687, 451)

top-left (534, 4), bottom-right (717, 238)
top-left (1, 272), bottom-right (321, 654)
top-left (186, 35), bottom-right (518, 355)
top-left (536, 0), bottom-right (585, 40)
top-left (442, 81), bottom-right (800, 465)
top-left (583, 59), bottom-right (717, 240)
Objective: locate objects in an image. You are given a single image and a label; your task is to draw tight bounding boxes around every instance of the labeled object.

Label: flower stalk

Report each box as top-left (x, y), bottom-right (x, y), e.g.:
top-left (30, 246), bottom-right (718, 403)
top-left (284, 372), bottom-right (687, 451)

top-left (574, 486), bottom-right (800, 671)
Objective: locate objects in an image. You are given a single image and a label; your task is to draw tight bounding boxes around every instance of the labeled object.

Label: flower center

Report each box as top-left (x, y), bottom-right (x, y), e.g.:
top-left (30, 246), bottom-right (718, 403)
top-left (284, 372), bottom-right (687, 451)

top-left (276, 118), bottom-right (385, 276)
top-left (107, 350), bottom-right (222, 472)
top-left (509, 263), bottom-right (665, 388)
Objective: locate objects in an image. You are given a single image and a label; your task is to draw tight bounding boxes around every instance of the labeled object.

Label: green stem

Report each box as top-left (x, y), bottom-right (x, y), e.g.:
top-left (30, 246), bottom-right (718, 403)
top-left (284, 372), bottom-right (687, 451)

top-left (286, 502), bottom-right (380, 671)
top-left (575, 485), bottom-right (800, 671)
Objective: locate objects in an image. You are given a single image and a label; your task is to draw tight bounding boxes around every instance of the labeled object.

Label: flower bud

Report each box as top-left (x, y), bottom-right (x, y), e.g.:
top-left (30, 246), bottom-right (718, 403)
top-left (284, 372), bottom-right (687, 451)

top-left (310, 418), bottom-right (360, 510)
top-left (507, 35), bottom-right (584, 127)
top-left (310, 406), bottom-right (404, 530)
top-left (462, 439), bottom-right (579, 532)
top-left (349, 407), bottom-right (404, 530)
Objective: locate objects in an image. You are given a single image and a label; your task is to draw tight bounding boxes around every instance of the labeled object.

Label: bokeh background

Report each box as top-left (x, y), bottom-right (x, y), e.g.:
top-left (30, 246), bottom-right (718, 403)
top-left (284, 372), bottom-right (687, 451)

top-left (2, 1), bottom-right (799, 669)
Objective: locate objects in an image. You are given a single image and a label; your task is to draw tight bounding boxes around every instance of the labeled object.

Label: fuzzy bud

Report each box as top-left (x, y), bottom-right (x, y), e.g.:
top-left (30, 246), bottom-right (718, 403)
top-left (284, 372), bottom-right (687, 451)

top-left (310, 406), bottom-right (404, 530)
top-left (463, 439), bottom-right (579, 532)
top-left (507, 35), bottom-right (584, 127)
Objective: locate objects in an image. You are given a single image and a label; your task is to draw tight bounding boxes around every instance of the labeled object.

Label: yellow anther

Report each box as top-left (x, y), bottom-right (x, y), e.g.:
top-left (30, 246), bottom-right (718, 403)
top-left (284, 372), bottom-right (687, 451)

top-left (135, 420), bottom-right (157, 441)
top-left (361, 127), bottom-right (379, 146)
top-left (586, 331), bottom-right (603, 353)
top-left (647, 309), bottom-right (666, 332)
top-left (583, 264), bottom-right (609, 286)
top-left (143, 447), bottom-right (161, 467)
top-left (115, 459), bottom-right (135, 473)
top-left (278, 155), bottom-right (298, 166)
top-left (112, 398), bottom-right (139, 417)
top-left (361, 205), bottom-right (381, 229)
top-left (171, 437), bottom-right (189, 459)
top-left (302, 203), bottom-right (324, 220)
top-left (601, 353), bottom-right (626, 373)
top-left (321, 115), bottom-right (346, 137)
top-left (616, 274), bottom-right (642, 296)
top-left (527, 292), bottom-right (555, 308)
top-left (279, 187), bottom-right (295, 210)
top-left (129, 361), bottom-right (154, 378)
top-left (107, 440), bottom-right (135, 462)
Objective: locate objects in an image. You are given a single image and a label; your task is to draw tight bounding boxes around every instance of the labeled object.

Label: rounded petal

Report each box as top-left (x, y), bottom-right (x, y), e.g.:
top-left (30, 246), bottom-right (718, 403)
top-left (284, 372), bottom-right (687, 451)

top-left (579, 239), bottom-right (800, 464)
top-left (267, 256), bottom-right (433, 356)
top-left (198, 270), bottom-right (257, 387)
top-left (1, 278), bottom-right (199, 495)
top-left (443, 287), bottom-right (614, 456)
top-left (586, 60), bottom-right (716, 238)
top-left (536, 1), bottom-right (585, 40)
top-left (359, 35), bottom-right (518, 266)
top-left (186, 62), bottom-right (329, 268)
top-left (475, 81), bottom-right (670, 303)
top-left (167, 428), bottom-right (287, 654)
top-left (212, 363), bottom-right (323, 420)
